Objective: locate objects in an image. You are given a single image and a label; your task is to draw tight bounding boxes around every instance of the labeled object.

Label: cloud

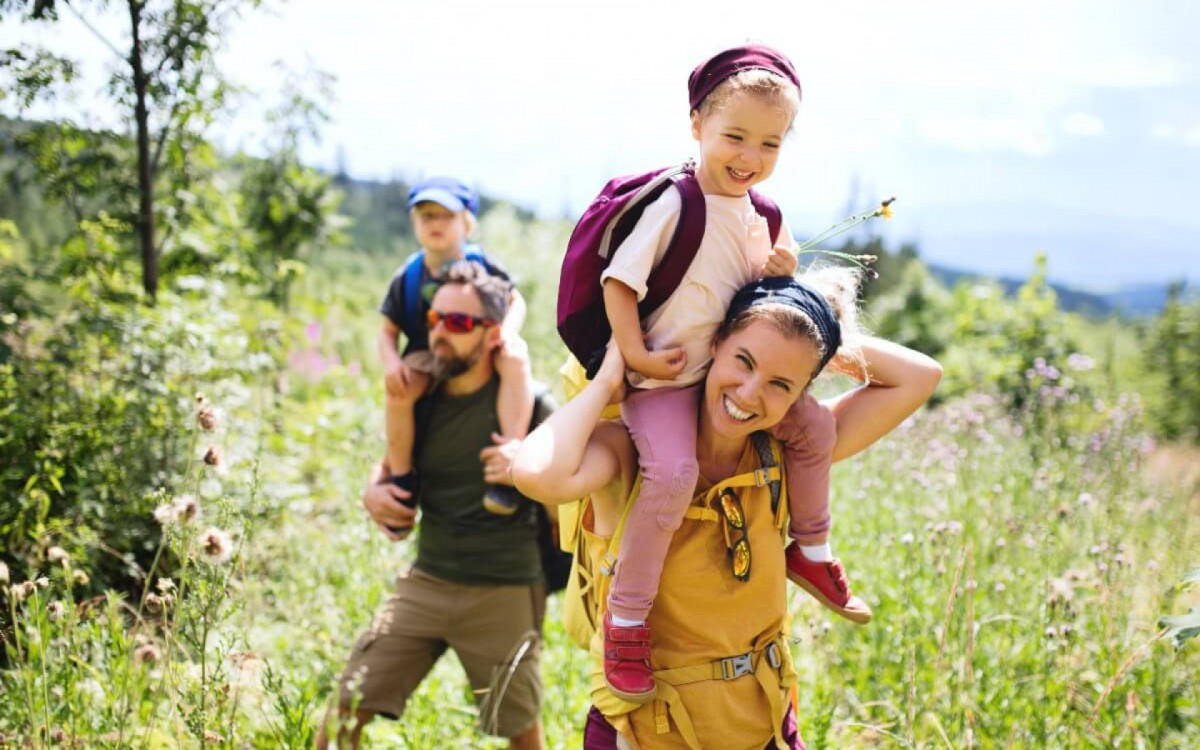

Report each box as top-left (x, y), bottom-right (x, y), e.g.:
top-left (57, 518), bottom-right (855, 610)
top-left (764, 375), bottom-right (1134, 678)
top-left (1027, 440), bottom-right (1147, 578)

top-left (1151, 121), bottom-right (1200, 147)
top-left (1061, 113), bottom-right (1104, 137)
top-left (918, 114), bottom-right (1053, 157)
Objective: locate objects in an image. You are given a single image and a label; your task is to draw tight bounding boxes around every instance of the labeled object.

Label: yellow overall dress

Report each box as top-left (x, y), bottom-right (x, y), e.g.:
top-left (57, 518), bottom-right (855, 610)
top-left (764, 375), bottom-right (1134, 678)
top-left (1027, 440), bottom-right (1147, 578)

top-left (578, 437), bottom-right (799, 750)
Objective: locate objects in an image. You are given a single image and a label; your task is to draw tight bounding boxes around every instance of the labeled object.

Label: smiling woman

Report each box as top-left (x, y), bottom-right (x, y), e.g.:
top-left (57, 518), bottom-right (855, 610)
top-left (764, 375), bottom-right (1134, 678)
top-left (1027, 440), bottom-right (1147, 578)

top-left (514, 272), bottom-right (942, 749)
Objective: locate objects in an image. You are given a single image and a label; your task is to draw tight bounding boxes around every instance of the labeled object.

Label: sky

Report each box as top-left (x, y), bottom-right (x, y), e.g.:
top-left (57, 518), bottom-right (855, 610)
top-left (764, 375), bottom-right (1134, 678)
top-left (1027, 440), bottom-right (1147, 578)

top-left (3, 0), bottom-right (1199, 290)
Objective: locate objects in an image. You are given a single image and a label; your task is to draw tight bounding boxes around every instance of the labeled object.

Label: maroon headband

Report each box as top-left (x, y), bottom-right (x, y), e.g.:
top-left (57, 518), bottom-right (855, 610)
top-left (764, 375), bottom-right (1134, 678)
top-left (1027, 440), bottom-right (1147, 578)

top-left (687, 45), bottom-right (801, 111)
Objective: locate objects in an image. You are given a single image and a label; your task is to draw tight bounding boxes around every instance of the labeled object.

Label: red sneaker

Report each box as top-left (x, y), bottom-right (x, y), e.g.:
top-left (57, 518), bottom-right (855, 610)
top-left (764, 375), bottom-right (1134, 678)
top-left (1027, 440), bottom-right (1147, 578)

top-left (785, 543), bottom-right (873, 624)
top-left (602, 613), bottom-right (657, 704)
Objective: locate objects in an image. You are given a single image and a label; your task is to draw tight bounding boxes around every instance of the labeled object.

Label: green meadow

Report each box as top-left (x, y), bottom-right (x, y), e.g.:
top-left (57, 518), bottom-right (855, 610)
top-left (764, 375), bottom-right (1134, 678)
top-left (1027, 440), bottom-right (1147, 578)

top-left (2, 205), bottom-right (1197, 747)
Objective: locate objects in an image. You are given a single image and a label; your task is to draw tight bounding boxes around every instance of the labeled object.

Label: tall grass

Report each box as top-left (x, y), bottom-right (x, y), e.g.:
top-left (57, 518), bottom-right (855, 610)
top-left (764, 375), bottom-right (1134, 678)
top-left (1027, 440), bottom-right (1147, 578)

top-left (2, 213), bottom-right (1196, 747)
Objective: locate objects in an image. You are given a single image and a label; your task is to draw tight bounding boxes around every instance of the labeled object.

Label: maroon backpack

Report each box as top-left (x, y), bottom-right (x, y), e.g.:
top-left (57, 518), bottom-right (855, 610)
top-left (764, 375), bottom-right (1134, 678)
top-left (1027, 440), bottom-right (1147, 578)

top-left (557, 162), bottom-right (782, 377)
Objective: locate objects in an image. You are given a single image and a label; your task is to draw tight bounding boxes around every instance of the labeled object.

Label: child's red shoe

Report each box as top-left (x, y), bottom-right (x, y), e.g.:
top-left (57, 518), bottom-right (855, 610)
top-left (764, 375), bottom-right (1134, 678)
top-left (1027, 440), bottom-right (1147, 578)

top-left (602, 613), bottom-right (657, 704)
top-left (784, 543), bottom-right (873, 624)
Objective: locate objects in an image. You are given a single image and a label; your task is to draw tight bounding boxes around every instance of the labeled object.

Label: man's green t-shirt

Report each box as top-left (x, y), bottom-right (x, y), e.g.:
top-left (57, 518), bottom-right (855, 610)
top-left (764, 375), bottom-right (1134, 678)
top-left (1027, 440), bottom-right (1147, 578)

top-left (413, 377), bottom-right (551, 586)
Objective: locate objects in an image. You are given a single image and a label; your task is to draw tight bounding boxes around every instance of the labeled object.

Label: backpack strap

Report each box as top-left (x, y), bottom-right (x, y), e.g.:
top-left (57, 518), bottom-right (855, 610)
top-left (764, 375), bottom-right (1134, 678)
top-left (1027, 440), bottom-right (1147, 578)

top-left (401, 246), bottom-right (491, 342)
top-left (641, 167), bottom-right (707, 318)
top-left (463, 245), bottom-right (488, 267)
top-left (599, 474), bottom-right (644, 577)
top-left (750, 431), bottom-right (784, 519)
top-left (748, 190), bottom-right (783, 246)
top-left (400, 250), bottom-right (427, 342)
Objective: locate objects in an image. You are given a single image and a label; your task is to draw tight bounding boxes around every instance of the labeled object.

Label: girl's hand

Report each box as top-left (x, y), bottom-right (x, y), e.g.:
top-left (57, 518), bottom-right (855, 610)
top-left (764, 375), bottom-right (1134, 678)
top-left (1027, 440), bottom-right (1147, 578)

top-left (627, 345), bottom-right (688, 382)
top-left (762, 245), bottom-right (799, 278)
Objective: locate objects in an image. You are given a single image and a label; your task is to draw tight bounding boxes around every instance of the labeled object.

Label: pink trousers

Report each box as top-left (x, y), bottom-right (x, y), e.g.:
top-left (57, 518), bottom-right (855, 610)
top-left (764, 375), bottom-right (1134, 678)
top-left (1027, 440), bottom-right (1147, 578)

top-left (608, 385), bottom-right (837, 622)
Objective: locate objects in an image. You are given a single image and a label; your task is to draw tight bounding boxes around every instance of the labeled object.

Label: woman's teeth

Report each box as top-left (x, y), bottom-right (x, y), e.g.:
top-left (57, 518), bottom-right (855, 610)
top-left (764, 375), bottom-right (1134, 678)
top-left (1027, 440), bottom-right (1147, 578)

top-left (723, 396), bottom-right (753, 422)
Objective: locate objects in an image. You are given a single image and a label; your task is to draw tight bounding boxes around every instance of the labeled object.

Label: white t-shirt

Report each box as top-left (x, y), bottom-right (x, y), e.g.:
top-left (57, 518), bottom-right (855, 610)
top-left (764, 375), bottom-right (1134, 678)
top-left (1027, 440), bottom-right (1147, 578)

top-left (600, 186), bottom-right (795, 389)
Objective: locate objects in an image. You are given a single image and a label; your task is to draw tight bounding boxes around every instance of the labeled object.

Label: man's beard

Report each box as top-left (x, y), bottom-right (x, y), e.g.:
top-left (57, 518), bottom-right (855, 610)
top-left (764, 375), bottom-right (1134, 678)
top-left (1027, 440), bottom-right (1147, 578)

top-left (431, 338), bottom-right (486, 381)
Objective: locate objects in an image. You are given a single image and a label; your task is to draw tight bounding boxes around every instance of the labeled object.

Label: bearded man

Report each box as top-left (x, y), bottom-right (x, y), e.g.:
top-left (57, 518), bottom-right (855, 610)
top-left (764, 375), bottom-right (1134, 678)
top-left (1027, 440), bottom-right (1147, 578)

top-left (318, 260), bottom-right (551, 750)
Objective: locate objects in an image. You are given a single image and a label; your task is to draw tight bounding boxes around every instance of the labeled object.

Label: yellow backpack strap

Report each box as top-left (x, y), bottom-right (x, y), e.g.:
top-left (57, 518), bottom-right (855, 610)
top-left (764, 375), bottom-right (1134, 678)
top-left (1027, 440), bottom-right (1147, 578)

top-left (749, 431), bottom-right (783, 517)
top-left (599, 474), bottom-right (643, 576)
top-left (699, 461), bottom-right (782, 503)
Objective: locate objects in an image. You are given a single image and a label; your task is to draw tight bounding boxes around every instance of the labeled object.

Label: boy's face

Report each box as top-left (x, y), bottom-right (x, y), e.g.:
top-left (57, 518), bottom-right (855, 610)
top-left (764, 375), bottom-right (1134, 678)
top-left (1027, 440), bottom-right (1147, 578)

top-left (412, 201), bottom-right (470, 256)
top-left (690, 90), bottom-right (791, 197)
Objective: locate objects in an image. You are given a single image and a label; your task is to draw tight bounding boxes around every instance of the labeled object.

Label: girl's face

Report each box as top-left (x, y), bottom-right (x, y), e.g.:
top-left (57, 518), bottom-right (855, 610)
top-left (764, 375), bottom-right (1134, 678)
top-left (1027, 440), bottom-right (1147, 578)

top-left (412, 202), bottom-right (470, 256)
top-left (704, 318), bottom-right (819, 442)
top-left (690, 91), bottom-right (791, 197)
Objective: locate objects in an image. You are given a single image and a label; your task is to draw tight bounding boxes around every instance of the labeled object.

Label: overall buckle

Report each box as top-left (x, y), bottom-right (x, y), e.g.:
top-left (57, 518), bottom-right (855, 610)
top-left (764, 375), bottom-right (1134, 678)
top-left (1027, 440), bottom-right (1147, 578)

top-left (765, 642), bottom-right (782, 669)
top-left (719, 651), bottom-right (754, 680)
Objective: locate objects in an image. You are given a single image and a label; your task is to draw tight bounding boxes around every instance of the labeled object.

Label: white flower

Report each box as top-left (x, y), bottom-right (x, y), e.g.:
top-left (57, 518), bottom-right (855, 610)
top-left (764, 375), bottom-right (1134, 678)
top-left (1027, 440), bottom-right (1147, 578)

top-left (153, 495), bottom-right (201, 527)
top-left (198, 528), bottom-right (233, 564)
top-left (0, 561), bottom-right (8, 585)
top-left (134, 643), bottom-right (162, 664)
top-left (154, 502), bottom-right (180, 526)
top-left (47, 547), bottom-right (70, 565)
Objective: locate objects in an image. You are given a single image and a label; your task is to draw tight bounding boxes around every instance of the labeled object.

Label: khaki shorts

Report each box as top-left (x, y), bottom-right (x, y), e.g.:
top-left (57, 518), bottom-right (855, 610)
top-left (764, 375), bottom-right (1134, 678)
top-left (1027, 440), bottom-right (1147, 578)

top-left (338, 567), bottom-right (545, 738)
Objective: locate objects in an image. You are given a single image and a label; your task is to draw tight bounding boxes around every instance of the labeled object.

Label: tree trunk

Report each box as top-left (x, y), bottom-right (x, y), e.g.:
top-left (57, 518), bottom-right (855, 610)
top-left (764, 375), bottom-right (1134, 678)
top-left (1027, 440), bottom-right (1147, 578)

top-left (128, 0), bottom-right (156, 301)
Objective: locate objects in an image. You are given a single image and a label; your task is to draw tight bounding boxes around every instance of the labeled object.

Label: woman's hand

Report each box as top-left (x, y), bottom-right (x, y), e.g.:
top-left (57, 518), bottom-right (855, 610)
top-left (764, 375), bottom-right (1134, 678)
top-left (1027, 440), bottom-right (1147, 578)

top-left (594, 342), bottom-right (628, 405)
top-left (480, 432), bottom-right (522, 485)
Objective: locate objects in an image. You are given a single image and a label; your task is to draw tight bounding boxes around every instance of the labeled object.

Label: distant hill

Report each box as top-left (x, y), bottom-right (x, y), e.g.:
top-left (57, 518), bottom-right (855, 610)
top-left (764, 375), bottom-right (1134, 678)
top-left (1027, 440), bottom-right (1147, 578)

top-left (927, 263), bottom-right (1189, 317)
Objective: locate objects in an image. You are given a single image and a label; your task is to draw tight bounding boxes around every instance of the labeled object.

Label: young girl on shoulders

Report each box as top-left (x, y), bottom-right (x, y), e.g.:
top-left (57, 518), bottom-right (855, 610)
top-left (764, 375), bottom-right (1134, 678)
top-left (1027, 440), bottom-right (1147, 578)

top-left (595, 45), bottom-right (870, 704)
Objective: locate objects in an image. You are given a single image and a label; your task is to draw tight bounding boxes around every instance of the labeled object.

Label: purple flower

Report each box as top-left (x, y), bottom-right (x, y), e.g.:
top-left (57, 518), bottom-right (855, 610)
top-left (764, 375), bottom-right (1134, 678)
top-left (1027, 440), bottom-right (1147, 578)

top-left (1066, 353), bottom-right (1095, 372)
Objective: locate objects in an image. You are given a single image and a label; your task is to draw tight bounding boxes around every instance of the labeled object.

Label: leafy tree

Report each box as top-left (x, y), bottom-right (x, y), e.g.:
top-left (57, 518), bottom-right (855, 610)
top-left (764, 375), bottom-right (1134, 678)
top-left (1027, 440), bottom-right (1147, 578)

top-left (870, 259), bottom-right (953, 360)
top-left (237, 65), bottom-right (345, 307)
top-left (1144, 282), bottom-right (1200, 442)
top-left (1, 0), bottom-right (261, 300)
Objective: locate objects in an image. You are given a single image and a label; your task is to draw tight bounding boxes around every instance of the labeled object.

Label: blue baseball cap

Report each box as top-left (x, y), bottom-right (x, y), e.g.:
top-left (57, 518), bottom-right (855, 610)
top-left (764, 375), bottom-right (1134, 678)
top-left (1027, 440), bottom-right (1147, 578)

top-left (407, 176), bottom-right (480, 214)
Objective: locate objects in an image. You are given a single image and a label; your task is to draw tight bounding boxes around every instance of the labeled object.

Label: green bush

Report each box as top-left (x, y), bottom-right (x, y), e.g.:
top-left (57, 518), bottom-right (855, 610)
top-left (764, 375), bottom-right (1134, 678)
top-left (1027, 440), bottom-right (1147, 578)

top-left (1143, 283), bottom-right (1200, 443)
top-left (0, 218), bottom-right (289, 600)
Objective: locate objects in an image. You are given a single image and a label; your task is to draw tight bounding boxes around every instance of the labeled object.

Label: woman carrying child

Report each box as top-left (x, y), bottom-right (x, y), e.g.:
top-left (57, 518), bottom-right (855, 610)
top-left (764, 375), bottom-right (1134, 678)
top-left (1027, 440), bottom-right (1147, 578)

top-left (515, 270), bottom-right (942, 749)
top-left (588, 45), bottom-right (874, 704)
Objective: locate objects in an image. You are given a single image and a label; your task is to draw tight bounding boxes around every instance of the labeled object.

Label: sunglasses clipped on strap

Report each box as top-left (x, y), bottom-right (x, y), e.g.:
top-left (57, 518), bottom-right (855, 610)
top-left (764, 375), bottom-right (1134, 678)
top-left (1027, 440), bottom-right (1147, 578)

top-left (426, 309), bottom-right (498, 334)
top-left (718, 488), bottom-right (751, 582)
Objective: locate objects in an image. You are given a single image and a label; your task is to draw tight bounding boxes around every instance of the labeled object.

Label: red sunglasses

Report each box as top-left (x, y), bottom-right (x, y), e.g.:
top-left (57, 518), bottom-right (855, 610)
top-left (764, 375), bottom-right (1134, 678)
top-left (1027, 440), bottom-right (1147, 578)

top-left (426, 309), bottom-right (497, 334)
